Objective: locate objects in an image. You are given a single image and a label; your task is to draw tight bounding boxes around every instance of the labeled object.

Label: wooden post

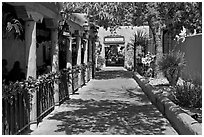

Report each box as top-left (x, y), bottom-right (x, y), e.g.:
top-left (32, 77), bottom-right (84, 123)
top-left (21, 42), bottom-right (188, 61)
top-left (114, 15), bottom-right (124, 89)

top-left (134, 43), bottom-right (136, 72)
top-left (51, 28), bottom-right (59, 108)
top-left (67, 37), bottom-right (73, 93)
top-left (92, 40), bottom-right (96, 79)
top-left (25, 20), bottom-right (37, 130)
top-left (83, 39), bottom-right (88, 82)
top-left (101, 42), bottom-right (106, 68)
top-left (67, 37), bottom-right (72, 69)
top-left (76, 35), bottom-right (82, 87)
top-left (88, 38), bottom-right (93, 79)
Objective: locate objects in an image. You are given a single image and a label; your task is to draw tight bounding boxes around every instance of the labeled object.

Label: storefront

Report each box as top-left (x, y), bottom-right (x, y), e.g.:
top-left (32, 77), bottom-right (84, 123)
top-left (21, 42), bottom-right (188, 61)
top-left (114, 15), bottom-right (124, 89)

top-left (103, 35), bottom-right (125, 66)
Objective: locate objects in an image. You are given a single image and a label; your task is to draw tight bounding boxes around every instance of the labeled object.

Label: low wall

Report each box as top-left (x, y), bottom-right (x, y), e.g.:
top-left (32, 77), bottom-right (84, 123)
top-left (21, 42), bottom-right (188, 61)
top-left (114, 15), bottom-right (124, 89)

top-left (133, 72), bottom-right (202, 135)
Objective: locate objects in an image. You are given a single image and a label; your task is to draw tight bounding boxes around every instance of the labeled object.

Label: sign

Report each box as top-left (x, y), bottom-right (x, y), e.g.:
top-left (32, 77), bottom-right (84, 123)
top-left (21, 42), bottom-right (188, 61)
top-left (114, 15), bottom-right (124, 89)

top-left (104, 37), bottom-right (124, 42)
top-left (104, 35), bottom-right (125, 44)
top-left (63, 31), bottom-right (71, 37)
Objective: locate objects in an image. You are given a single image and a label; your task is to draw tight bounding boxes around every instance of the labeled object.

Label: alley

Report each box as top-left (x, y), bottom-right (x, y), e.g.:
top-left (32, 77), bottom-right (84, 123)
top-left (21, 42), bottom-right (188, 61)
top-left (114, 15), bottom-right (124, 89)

top-left (30, 67), bottom-right (177, 135)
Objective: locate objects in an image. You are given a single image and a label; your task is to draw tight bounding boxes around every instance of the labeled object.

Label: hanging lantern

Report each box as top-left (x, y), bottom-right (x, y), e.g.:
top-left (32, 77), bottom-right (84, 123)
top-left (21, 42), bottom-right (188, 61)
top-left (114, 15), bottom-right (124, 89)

top-left (83, 21), bottom-right (89, 32)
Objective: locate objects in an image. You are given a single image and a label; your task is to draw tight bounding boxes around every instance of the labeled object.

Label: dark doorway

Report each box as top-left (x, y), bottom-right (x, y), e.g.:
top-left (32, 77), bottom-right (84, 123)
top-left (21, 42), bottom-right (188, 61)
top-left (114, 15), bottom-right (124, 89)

top-left (105, 45), bottom-right (124, 66)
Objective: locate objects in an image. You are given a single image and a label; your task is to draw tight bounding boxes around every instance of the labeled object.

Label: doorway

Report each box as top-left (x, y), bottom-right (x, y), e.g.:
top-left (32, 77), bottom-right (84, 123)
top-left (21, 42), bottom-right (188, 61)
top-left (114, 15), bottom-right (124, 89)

top-left (105, 45), bottom-right (124, 66)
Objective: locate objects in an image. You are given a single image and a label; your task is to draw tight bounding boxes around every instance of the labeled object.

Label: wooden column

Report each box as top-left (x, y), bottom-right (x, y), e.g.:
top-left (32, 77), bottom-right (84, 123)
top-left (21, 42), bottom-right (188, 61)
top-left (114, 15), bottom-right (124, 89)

top-left (101, 43), bottom-right (106, 67)
top-left (133, 43), bottom-right (136, 72)
top-left (25, 20), bottom-right (37, 130)
top-left (51, 28), bottom-right (59, 108)
top-left (66, 37), bottom-right (72, 68)
top-left (66, 37), bottom-right (73, 95)
top-left (88, 38), bottom-right (93, 79)
top-left (76, 35), bottom-right (82, 87)
top-left (92, 40), bottom-right (96, 79)
top-left (83, 39), bottom-right (88, 82)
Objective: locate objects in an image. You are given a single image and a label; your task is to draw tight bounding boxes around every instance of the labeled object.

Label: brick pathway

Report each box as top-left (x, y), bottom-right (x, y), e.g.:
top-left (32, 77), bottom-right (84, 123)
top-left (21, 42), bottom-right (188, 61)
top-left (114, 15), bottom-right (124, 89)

top-left (30, 67), bottom-right (178, 135)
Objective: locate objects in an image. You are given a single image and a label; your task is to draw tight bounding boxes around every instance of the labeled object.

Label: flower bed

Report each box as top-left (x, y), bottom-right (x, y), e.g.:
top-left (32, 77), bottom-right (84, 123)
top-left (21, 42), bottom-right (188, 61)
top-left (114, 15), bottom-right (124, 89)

top-left (148, 77), bottom-right (202, 123)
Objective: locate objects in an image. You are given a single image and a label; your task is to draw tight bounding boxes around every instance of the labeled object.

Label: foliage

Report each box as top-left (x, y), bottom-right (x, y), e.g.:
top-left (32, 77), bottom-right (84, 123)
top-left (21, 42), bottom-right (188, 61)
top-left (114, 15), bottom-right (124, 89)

top-left (131, 29), bottom-right (148, 49)
top-left (158, 50), bottom-right (185, 72)
top-left (157, 2), bottom-right (202, 35)
top-left (2, 80), bottom-right (31, 104)
top-left (142, 53), bottom-right (156, 67)
top-left (2, 3), bottom-right (24, 40)
top-left (97, 56), bottom-right (105, 70)
top-left (63, 2), bottom-right (201, 69)
top-left (126, 61), bottom-right (133, 71)
top-left (63, 2), bottom-right (201, 35)
top-left (2, 68), bottom-right (72, 102)
top-left (125, 45), bottom-right (134, 71)
top-left (158, 50), bottom-right (186, 85)
top-left (172, 80), bottom-right (202, 108)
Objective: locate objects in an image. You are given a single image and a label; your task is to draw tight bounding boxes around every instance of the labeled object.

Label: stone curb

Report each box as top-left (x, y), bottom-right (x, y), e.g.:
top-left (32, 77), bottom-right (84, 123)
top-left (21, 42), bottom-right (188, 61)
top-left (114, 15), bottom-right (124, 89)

top-left (132, 72), bottom-right (202, 135)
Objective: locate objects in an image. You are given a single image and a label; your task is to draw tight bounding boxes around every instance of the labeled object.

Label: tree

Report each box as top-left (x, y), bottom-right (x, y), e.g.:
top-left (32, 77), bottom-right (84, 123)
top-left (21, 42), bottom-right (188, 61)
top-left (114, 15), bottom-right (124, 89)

top-left (130, 29), bottom-right (148, 71)
top-left (62, 2), bottom-right (201, 76)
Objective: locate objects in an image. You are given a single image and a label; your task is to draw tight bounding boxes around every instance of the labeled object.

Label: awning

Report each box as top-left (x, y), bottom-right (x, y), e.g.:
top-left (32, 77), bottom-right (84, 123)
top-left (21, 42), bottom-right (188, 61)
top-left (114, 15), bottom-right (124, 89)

top-left (69, 13), bottom-right (88, 27)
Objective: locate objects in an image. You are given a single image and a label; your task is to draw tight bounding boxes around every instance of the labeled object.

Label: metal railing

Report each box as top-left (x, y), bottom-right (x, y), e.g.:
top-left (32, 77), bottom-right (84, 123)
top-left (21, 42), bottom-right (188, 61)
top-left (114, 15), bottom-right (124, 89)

top-left (71, 66), bottom-right (80, 93)
top-left (2, 83), bottom-right (30, 135)
top-left (2, 62), bottom-right (93, 135)
top-left (59, 69), bottom-right (71, 103)
top-left (36, 78), bottom-right (55, 123)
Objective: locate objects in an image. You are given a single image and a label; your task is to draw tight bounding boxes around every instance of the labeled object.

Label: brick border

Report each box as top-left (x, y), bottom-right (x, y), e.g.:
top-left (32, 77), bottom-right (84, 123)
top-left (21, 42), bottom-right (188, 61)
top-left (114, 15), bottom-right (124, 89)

top-left (133, 72), bottom-right (202, 135)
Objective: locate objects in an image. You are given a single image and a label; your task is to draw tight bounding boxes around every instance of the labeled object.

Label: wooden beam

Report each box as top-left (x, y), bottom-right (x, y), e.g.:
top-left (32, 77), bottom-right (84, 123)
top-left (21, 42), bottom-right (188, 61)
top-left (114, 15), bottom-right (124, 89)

top-left (7, 2), bottom-right (60, 19)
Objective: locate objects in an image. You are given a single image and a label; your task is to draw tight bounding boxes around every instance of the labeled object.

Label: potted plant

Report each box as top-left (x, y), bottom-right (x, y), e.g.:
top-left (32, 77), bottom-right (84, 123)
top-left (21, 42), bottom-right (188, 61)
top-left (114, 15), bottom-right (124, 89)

top-left (96, 55), bottom-right (105, 71)
top-left (158, 50), bottom-right (186, 86)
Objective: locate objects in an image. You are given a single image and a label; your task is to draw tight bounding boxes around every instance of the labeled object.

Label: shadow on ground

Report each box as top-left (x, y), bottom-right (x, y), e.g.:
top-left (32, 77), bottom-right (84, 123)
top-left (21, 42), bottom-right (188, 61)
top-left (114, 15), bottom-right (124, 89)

top-left (95, 70), bottom-right (133, 80)
top-left (47, 69), bottom-right (172, 135)
top-left (48, 95), bottom-right (170, 135)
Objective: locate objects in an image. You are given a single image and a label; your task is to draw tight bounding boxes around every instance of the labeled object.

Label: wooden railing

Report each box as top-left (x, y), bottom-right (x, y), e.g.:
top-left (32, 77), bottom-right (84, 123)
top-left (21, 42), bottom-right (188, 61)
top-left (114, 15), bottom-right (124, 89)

top-left (2, 63), bottom-right (93, 135)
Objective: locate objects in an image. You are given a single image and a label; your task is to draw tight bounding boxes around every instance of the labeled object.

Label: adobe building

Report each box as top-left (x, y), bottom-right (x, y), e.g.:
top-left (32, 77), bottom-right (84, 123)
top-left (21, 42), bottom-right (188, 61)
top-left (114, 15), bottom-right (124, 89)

top-left (98, 26), bottom-right (154, 68)
top-left (2, 2), bottom-right (98, 133)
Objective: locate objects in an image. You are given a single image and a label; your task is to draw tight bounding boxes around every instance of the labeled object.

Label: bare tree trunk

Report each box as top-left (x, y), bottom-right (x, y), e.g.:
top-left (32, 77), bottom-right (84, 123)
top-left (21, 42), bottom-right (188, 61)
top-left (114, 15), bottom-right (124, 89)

top-left (148, 21), bottom-right (163, 78)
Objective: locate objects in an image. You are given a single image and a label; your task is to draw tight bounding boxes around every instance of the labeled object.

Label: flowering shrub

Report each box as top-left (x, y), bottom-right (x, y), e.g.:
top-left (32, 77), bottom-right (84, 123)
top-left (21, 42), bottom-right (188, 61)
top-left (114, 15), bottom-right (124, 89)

top-left (97, 56), bottom-right (105, 70)
top-left (126, 60), bottom-right (133, 71)
top-left (2, 68), bottom-right (72, 101)
top-left (142, 53), bottom-right (156, 67)
top-left (172, 80), bottom-right (202, 108)
top-left (136, 53), bottom-right (155, 77)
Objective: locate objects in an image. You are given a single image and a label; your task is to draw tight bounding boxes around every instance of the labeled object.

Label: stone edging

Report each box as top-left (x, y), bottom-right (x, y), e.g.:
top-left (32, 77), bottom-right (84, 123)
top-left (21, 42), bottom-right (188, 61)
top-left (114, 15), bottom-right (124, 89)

top-left (132, 72), bottom-right (202, 135)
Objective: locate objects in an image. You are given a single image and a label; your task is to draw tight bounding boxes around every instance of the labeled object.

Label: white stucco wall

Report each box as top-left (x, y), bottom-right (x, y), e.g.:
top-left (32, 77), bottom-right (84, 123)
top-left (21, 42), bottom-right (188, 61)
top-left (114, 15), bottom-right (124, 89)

top-left (98, 26), bottom-right (152, 67)
top-left (2, 39), bottom-right (26, 73)
top-left (2, 39), bottom-right (50, 73)
top-left (173, 34), bottom-right (202, 81)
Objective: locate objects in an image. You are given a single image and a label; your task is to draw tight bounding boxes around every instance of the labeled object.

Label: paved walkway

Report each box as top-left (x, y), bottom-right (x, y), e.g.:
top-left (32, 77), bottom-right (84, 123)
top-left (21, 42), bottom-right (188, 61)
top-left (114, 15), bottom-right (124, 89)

top-left (30, 67), bottom-right (178, 135)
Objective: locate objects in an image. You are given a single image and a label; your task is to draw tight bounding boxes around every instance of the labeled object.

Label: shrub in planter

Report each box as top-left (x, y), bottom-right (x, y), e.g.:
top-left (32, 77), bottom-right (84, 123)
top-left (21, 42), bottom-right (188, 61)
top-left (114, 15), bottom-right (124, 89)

top-left (172, 80), bottom-right (202, 108)
top-left (158, 50), bottom-right (186, 86)
top-left (96, 55), bottom-right (105, 70)
top-left (126, 60), bottom-right (133, 71)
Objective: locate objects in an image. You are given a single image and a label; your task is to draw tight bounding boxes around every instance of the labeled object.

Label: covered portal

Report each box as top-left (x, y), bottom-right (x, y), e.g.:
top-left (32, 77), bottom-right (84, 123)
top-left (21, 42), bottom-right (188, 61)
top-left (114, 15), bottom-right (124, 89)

top-left (104, 35), bottom-right (125, 66)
